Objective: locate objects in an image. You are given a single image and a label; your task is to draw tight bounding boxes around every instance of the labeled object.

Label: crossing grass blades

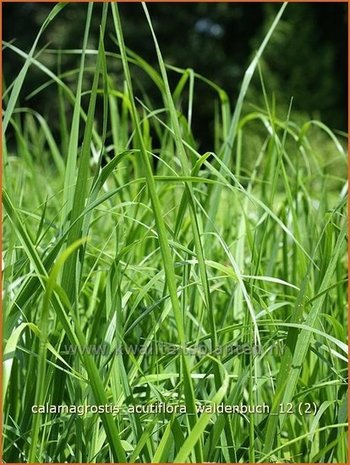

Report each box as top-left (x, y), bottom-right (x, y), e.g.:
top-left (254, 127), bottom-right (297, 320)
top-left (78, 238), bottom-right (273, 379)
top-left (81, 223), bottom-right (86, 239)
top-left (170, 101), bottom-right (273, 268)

top-left (2, 2), bottom-right (348, 463)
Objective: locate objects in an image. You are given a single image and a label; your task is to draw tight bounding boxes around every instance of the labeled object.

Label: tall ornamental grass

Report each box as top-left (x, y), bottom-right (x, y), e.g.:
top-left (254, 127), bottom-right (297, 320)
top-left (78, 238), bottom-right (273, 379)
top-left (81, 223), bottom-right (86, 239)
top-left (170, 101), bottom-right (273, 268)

top-left (2, 3), bottom-right (347, 463)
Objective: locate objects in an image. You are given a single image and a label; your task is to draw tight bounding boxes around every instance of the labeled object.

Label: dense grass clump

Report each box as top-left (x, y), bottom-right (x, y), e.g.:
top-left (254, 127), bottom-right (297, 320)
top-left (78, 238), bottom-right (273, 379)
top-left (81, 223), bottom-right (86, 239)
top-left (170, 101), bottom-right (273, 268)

top-left (3, 3), bottom-right (347, 463)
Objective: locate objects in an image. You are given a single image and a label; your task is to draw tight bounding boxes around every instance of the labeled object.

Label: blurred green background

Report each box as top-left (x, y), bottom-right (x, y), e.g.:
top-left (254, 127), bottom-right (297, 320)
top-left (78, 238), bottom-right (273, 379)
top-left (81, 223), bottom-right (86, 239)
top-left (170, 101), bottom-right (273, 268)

top-left (3, 2), bottom-right (347, 152)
